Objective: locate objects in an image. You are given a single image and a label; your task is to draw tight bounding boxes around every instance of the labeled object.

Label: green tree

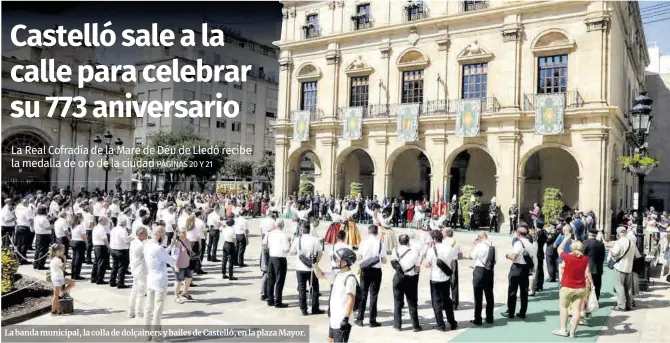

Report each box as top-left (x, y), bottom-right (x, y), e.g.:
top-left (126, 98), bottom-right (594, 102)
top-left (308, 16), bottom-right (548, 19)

top-left (223, 160), bottom-right (254, 181)
top-left (253, 154), bottom-right (275, 183)
top-left (298, 176), bottom-right (314, 197)
top-left (133, 127), bottom-right (226, 191)
top-left (350, 182), bottom-right (362, 198)
top-left (459, 185), bottom-right (480, 227)
top-left (543, 187), bottom-right (564, 224)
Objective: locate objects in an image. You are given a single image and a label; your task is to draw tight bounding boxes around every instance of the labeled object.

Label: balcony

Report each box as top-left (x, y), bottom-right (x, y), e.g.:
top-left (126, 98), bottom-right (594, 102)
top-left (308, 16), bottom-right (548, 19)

top-left (337, 97), bottom-right (501, 119)
top-left (351, 17), bottom-right (374, 31)
top-left (459, 0), bottom-right (489, 12)
top-left (301, 25), bottom-right (321, 40)
top-left (403, 2), bottom-right (429, 22)
top-left (289, 108), bottom-right (325, 122)
top-left (523, 91), bottom-right (584, 111)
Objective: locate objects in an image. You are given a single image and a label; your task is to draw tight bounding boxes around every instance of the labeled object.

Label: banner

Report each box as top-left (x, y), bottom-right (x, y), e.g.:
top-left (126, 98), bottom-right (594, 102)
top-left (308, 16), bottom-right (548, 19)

top-left (455, 98), bottom-right (481, 137)
top-left (293, 110), bottom-right (311, 141)
top-left (535, 93), bottom-right (565, 135)
top-left (342, 107), bottom-right (363, 140)
top-left (396, 103), bottom-right (420, 142)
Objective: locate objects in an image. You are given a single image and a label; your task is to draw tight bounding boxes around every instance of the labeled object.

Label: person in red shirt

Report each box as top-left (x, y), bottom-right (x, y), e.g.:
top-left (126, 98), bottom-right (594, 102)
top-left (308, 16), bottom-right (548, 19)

top-left (553, 235), bottom-right (593, 338)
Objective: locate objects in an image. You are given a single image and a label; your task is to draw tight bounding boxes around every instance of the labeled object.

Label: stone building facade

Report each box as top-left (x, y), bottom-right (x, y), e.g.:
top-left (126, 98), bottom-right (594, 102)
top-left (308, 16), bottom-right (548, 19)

top-left (273, 0), bottom-right (649, 234)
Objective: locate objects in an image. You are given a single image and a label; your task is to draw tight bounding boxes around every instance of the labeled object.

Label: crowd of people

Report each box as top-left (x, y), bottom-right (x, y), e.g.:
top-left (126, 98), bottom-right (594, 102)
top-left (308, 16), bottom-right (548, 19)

top-left (0, 186), bottom-right (668, 342)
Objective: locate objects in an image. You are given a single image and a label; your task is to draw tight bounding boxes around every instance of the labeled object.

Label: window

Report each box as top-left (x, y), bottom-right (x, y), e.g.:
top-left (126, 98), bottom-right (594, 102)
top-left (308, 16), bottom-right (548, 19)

top-left (266, 112), bottom-right (276, 118)
top-left (401, 70), bottom-right (424, 104)
top-left (184, 90), bottom-right (195, 101)
top-left (537, 55), bottom-right (568, 94)
top-left (232, 122), bottom-right (242, 132)
top-left (462, 0), bottom-right (488, 12)
top-left (246, 124), bottom-right (255, 134)
top-left (135, 137), bottom-right (143, 148)
top-left (406, 1), bottom-right (426, 21)
top-left (161, 88), bottom-right (171, 102)
top-left (349, 76), bottom-right (369, 107)
top-left (214, 54), bottom-right (221, 64)
top-left (233, 83), bottom-right (243, 90)
top-left (461, 63), bottom-right (488, 99)
top-left (216, 120), bottom-right (226, 129)
top-left (301, 81), bottom-right (318, 111)
top-left (354, 4), bottom-right (371, 30)
top-left (304, 14), bottom-right (319, 38)
top-left (247, 103), bottom-right (256, 114)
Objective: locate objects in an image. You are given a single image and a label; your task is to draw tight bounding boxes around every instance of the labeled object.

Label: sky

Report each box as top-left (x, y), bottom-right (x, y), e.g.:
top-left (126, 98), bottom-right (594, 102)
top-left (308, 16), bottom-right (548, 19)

top-left (641, 1), bottom-right (670, 53)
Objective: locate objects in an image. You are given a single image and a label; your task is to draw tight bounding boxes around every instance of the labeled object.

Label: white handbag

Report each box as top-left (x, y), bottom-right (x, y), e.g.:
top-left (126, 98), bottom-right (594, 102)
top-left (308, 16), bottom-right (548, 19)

top-left (585, 287), bottom-right (599, 313)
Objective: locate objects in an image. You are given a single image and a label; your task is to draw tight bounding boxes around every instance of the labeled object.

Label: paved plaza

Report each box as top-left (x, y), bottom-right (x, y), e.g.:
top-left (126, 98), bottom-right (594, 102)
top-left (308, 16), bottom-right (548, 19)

top-left (14, 219), bottom-right (670, 342)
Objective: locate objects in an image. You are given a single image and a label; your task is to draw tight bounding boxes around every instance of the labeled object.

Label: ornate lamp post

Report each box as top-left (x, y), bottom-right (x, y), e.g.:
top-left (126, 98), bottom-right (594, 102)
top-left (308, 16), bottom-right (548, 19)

top-left (93, 131), bottom-right (123, 193)
top-left (626, 91), bottom-right (654, 291)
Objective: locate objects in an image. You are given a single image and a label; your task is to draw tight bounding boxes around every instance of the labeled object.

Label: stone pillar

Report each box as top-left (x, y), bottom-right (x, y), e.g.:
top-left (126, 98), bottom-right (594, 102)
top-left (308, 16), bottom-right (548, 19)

top-left (585, 14), bottom-right (611, 105)
top-left (372, 137), bottom-right (388, 198)
top-left (274, 138), bottom-right (290, 204)
top-left (580, 133), bottom-right (608, 230)
top-left (325, 45), bottom-right (341, 119)
top-left (501, 20), bottom-right (523, 109)
top-left (498, 134), bottom-right (520, 231)
top-left (378, 44), bottom-right (392, 107)
top-left (428, 137), bottom-right (447, 203)
top-left (277, 55), bottom-right (293, 121)
top-left (436, 33), bottom-right (450, 100)
top-left (317, 136), bottom-right (337, 196)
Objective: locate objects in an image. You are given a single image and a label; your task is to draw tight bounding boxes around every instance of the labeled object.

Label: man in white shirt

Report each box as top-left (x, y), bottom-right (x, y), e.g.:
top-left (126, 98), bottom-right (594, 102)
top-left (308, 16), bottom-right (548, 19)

top-left (290, 222), bottom-right (324, 316)
top-left (110, 217), bottom-right (132, 289)
top-left (84, 206), bottom-right (95, 264)
top-left (0, 199), bottom-right (16, 247)
top-left (118, 207), bottom-right (133, 233)
top-left (144, 226), bottom-right (179, 336)
top-left (443, 228), bottom-right (463, 310)
top-left (14, 198), bottom-right (33, 264)
top-left (133, 209), bottom-right (149, 237)
top-left (194, 211), bottom-right (208, 275)
top-left (502, 225), bottom-right (536, 320)
top-left (390, 233), bottom-right (421, 332)
top-left (220, 218), bottom-right (238, 281)
top-left (610, 226), bottom-right (638, 311)
top-left (424, 230), bottom-right (459, 331)
top-left (70, 214), bottom-right (87, 280)
top-left (234, 212), bottom-right (249, 267)
top-left (128, 226), bottom-right (148, 319)
top-left (107, 199), bottom-right (121, 226)
top-left (54, 211), bottom-right (71, 259)
top-left (264, 218), bottom-right (290, 307)
top-left (91, 216), bottom-right (111, 285)
top-left (259, 212), bottom-right (277, 301)
top-left (469, 231), bottom-right (495, 325)
top-left (355, 225), bottom-right (387, 327)
top-left (206, 207), bottom-right (221, 262)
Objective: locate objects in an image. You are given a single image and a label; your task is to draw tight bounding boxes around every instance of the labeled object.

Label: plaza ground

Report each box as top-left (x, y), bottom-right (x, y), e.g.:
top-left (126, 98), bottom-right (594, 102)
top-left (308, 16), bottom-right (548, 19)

top-left (14, 219), bottom-right (670, 342)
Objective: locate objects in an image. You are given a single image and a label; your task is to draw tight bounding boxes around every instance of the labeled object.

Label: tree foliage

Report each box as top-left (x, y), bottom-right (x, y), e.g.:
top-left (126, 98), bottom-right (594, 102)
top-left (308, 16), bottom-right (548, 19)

top-left (253, 154), bottom-right (275, 182)
top-left (298, 176), bottom-right (314, 197)
top-left (350, 182), bottom-right (362, 198)
top-left (223, 160), bottom-right (254, 180)
top-left (459, 185), bottom-right (480, 227)
top-left (543, 187), bottom-right (564, 224)
top-left (1, 248), bottom-right (18, 293)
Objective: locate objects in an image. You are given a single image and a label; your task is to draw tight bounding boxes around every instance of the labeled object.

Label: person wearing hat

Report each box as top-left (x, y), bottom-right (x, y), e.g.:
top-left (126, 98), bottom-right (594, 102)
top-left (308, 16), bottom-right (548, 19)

top-left (583, 227), bottom-right (605, 301)
top-left (610, 226), bottom-right (638, 311)
top-left (508, 199), bottom-right (519, 234)
top-left (448, 195), bottom-right (460, 229)
top-left (313, 247), bottom-right (358, 343)
top-left (468, 195), bottom-right (479, 231)
top-left (488, 197), bottom-right (499, 233)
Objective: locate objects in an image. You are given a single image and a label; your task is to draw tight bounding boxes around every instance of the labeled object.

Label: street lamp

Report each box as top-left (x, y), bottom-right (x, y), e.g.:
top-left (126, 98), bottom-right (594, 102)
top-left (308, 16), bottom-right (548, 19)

top-left (626, 91), bottom-right (654, 291)
top-left (93, 131), bottom-right (124, 193)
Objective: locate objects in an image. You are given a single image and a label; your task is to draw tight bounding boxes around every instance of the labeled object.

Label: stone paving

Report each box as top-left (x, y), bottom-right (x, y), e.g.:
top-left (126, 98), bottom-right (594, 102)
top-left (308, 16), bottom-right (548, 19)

top-left (13, 219), bottom-right (670, 342)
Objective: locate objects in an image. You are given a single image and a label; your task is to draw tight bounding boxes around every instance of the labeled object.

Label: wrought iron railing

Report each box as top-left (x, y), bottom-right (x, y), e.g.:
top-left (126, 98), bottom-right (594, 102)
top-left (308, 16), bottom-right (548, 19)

top-left (301, 26), bottom-right (321, 39)
top-left (523, 91), bottom-right (584, 111)
top-left (289, 108), bottom-right (325, 122)
top-left (459, 0), bottom-right (489, 12)
top-left (336, 97), bottom-right (501, 119)
top-left (351, 17), bottom-right (374, 31)
top-left (403, 3), bottom-right (429, 22)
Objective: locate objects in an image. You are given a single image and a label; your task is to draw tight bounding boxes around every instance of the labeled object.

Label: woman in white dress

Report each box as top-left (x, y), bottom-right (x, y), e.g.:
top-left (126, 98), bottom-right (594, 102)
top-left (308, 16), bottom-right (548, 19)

top-left (366, 203), bottom-right (396, 253)
top-left (413, 202), bottom-right (425, 229)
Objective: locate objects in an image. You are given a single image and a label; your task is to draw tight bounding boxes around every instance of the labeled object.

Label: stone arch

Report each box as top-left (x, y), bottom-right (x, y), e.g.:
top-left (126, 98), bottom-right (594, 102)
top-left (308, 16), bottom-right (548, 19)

top-left (531, 29), bottom-right (576, 54)
top-left (1, 129), bottom-right (53, 192)
top-left (445, 145), bottom-right (498, 201)
top-left (386, 145), bottom-right (433, 200)
top-left (396, 47), bottom-right (430, 70)
top-left (286, 147), bottom-right (322, 196)
top-left (295, 62), bottom-right (321, 81)
top-left (335, 147), bottom-right (375, 198)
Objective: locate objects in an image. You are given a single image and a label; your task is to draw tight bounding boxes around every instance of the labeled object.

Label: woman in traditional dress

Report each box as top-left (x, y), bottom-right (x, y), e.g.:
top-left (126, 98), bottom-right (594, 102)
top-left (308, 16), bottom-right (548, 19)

top-left (367, 203), bottom-right (397, 253)
top-left (407, 200), bottom-right (415, 228)
top-left (324, 209), bottom-right (344, 245)
top-left (341, 201), bottom-right (362, 248)
top-left (414, 201), bottom-right (425, 229)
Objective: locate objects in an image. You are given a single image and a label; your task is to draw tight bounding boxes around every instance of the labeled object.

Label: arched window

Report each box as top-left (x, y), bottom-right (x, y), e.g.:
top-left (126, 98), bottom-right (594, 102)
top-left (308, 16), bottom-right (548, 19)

top-left (2, 132), bottom-right (50, 157)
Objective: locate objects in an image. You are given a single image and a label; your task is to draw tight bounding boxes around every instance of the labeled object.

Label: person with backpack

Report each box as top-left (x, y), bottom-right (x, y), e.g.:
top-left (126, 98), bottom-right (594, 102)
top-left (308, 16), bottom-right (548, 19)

top-left (469, 231), bottom-right (495, 325)
top-left (289, 222), bottom-right (325, 316)
top-left (424, 230), bottom-right (459, 331)
top-left (355, 225), bottom-right (387, 328)
top-left (390, 234), bottom-right (422, 332)
top-left (502, 225), bottom-right (536, 320)
top-left (313, 247), bottom-right (359, 343)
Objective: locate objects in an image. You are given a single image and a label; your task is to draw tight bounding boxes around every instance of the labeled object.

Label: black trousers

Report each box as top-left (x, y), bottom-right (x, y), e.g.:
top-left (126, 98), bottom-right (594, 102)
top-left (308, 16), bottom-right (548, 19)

top-left (235, 234), bottom-right (247, 266)
top-left (328, 327), bottom-right (351, 343)
top-left (191, 240), bottom-right (203, 272)
top-left (110, 249), bottom-right (129, 286)
top-left (14, 226), bottom-right (31, 263)
top-left (71, 240), bottom-right (86, 279)
top-left (510, 219), bottom-right (518, 234)
top-left (27, 230), bottom-right (35, 250)
top-left (165, 232), bottom-right (174, 247)
top-left (473, 267), bottom-right (494, 323)
top-left (489, 216), bottom-right (498, 232)
top-left (91, 245), bottom-right (109, 284)
top-left (1, 225), bottom-right (15, 247)
top-left (592, 273), bottom-right (602, 300)
top-left (111, 217), bottom-right (118, 226)
top-left (545, 251), bottom-right (558, 281)
top-left (430, 280), bottom-right (456, 328)
top-left (507, 263), bottom-right (530, 316)
top-left (55, 236), bottom-right (70, 260)
top-left (199, 238), bottom-right (206, 261)
top-left (392, 273), bottom-right (419, 329)
top-left (33, 234), bottom-right (51, 269)
top-left (536, 257), bottom-right (545, 290)
top-left (357, 267), bottom-right (382, 322)
top-left (452, 261), bottom-right (460, 309)
top-left (85, 230), bottom-right (93, 262)
top-left (296, 270), bottom-right (320, 313)
top-left (207, 229), bottom-right (220, 260)
top-left (266, 257), bottom-right (287, 304)
top-left (221, 242), bottom-right (236, 277)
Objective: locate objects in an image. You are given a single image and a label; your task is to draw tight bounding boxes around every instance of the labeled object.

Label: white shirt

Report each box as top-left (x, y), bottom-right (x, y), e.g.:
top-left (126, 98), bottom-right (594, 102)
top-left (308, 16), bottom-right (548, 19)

top-left (470, 240), bottom-right (493, 268)
top-left (129, 239), bottom-right (147, 277)
top-left (221, 226), bottom-right (236, 243)
top-left (290, 235), bottom-right (322, 271)
top-left (92, 224), bottom-right (108, 246)
top-left (177, 214), bottom-right (189, 231)
top-left (107, 203), bottom-right (120, 218)
top-left (144, 239), bottom-right (178, 291)
top-left (49, 257), bottom-right (65, 281)
top-left (234, 216), bottom-right (248, 235)
top-left (49, 201), bottom-right (60, 218)
top-left (328, 270), bottom-right (358, 329)
top-left (15, 204), bottom-right (32, 227)
top-left (84, 212), bottom-right (95, 230)
top-left (391, 245), bottom-right (419, 276)
top-left (0, 205), bottom-right (16, 226)
top-left (207, 212), bottom-right (220, 228)
top-left (331, 241), bottom-right (352, 269)
top-left (33, 215), bottom-right (51, 235)
top-left (110, 226), bottom-right (131, 250)
top-left (131, 218), bottom-right (144, 237)
top-left (194, 218), bottom-right (207, 240)
top-left (264, 229), bottom-right (290, 258)
top-left (444, 237), bottom-right (462, 257)
top-left (93, 202), bottom-right (104, 217)
top-left (611, 237), bottom-right (636, 273)
top-left (260, 217), bottom-right (274, 236)
top-left (425, 242), bottom-right (458, 282)
top-left (511, 238), bottom-right (535, 265)
top-left (162, 212), bottom-right (176, 232)
top-left (118, 213), bottom-right (132, 231)
top-left (358, 236), bottom-right (387, 269)
top-left (71, 224), bottom-right (86, 242)
top-left (54, 218), bottom-right (70, 239)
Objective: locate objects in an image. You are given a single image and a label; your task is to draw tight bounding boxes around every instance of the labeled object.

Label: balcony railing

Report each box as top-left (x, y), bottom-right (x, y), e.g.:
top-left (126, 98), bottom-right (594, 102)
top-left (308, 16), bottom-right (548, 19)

top-left (301, 26), bottom-right (321, 39)
top-left (337, 97), bottom-right (501, 119)
top-left (351, 17), bottom-right (374, 31)
top-left (289, 108), bottom-right (325, 122)
top-left (459, 0), bottom-right (489, 12)
top-left (523, 91), bottom-right (584, 111)
top-left (403, 3), bottom-right (429, 22)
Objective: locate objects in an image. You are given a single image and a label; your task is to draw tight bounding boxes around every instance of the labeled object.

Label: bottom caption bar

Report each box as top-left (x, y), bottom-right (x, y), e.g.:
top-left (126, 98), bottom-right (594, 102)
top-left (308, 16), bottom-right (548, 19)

top-left (2, 325), bottom-right (310, 342)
